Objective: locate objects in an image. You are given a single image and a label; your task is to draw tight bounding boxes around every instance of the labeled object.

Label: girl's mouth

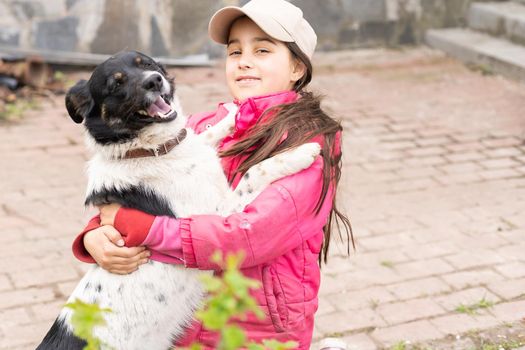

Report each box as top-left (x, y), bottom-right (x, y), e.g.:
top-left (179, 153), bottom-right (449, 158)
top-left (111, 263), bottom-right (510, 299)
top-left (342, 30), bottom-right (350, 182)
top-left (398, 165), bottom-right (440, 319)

top-left (236, 76), bottom-right (261, 86)
top-left (236, 76), bottom-right (260, 82)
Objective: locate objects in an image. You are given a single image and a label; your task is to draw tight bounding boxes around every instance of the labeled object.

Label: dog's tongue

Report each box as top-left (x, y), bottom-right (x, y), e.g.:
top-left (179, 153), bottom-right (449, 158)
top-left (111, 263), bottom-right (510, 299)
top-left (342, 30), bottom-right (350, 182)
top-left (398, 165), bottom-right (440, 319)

top-left (147, 96), bottom-right (171, 117)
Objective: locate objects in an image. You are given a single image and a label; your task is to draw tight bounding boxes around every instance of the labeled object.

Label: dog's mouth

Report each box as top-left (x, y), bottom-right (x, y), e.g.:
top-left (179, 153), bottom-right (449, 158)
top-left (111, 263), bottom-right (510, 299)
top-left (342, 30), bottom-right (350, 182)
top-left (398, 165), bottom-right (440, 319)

top-left (138, 95), bottom-right (177, 122)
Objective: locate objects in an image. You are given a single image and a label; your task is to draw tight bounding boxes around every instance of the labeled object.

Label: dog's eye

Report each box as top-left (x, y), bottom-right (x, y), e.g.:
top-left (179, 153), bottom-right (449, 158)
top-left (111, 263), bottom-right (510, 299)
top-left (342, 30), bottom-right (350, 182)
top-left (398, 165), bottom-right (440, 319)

top-left (109, 72), bottom-right (125, 91)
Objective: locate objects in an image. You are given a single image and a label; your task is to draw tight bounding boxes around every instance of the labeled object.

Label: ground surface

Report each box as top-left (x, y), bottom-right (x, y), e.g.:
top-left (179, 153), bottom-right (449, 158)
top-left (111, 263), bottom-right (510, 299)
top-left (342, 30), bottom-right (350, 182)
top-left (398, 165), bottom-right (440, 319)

top-left (0, 48), bottom-right (524, 349)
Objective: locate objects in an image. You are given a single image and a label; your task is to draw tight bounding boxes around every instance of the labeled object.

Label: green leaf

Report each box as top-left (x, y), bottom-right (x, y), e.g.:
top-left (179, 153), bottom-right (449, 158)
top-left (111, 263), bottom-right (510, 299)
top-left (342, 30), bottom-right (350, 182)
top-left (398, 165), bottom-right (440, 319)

top-left (64, 298), bottom-right (113, 350)
top-left (262, 339), bottom-right (299, 350)
top-left (211, 251), bottom-right (223, 265)
top-left (198, 307), bottom-right (230, 330)
top-left (199, 274), bottom-right (223, 292)
top-left (246, 343), bottom-right (266, 350)
top-left (221, 326), bottom-right (246, 350)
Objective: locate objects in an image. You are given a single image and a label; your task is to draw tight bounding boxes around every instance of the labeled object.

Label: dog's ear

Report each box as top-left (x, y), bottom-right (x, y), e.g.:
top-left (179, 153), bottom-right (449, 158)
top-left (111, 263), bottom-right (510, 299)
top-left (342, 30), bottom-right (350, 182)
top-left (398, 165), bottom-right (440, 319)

top-left (65, 79), bottom-right (93, 124)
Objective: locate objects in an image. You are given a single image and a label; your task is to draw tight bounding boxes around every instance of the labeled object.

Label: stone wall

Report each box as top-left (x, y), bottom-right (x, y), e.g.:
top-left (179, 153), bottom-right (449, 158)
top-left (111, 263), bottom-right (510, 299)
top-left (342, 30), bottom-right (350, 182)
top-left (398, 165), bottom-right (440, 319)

top-left (0, 0), bottom-right (506, 59)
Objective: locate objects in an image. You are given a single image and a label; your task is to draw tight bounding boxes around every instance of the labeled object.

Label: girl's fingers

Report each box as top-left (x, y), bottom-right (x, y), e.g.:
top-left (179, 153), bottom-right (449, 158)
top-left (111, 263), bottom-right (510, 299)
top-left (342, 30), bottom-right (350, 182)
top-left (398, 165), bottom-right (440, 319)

top-left (98, 203), bottom-right (121, 226)
top-left (102, 260), bottom-right (144, 274)
top-left (101, 225), bottom-right (125, 247)
top-left (106, 245), bottom-right (147, 259)
top-left (103, 253), bottom-right (148, 265)
top-left (100, 250), bottom-right (150, 271)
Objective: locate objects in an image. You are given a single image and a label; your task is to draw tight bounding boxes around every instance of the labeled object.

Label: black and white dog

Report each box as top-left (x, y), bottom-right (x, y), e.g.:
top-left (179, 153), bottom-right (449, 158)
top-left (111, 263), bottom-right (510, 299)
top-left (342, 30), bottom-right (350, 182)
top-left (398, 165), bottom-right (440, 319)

top-left (37, 51), bottom-right (319, 349)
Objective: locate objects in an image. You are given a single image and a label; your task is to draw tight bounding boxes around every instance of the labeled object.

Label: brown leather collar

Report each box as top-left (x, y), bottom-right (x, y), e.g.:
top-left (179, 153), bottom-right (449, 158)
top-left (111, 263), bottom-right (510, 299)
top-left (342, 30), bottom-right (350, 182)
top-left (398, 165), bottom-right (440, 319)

top-left (122, 128), bottom-right (187, 159)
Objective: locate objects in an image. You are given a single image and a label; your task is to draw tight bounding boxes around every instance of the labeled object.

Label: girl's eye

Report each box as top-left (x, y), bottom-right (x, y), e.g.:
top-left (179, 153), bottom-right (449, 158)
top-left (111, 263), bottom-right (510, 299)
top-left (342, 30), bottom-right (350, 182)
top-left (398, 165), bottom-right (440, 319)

top-left (229, 50), bottom-right (241, 56)
top-left (256, 48), bottom-right (270, 54)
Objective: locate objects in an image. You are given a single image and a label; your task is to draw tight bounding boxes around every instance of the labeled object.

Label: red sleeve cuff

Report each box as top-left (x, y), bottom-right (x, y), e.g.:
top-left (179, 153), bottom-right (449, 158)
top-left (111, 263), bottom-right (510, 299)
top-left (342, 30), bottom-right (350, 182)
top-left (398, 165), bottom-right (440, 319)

top-left (72, 215), bottom-right (101, 263)
top-left (114, 207), bottom-right (156, 247)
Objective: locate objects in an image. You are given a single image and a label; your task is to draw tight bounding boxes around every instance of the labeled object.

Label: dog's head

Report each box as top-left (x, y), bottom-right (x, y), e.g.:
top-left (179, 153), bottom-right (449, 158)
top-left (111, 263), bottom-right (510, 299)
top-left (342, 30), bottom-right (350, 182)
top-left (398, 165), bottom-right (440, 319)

top-left (66, 51), bottom-right (180, 144)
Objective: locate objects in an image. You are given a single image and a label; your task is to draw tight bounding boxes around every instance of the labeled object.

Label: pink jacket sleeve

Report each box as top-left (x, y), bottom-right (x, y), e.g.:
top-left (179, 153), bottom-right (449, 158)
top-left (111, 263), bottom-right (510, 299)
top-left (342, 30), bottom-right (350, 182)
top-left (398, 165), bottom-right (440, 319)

top-left (152, 156), bottom-right (332, 270)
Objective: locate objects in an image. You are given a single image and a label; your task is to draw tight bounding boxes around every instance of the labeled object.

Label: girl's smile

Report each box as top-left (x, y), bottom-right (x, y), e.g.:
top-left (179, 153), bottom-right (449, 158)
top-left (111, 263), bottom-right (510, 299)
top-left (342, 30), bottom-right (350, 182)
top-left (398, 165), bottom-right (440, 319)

top-left (235, 75), bottom-right (261, 86)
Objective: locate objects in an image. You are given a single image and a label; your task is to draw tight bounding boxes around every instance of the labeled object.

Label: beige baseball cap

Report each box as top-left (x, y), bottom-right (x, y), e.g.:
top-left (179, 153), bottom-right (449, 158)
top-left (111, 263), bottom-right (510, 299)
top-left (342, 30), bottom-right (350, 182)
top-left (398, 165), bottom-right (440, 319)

top-left (208, 0), bottom-right (317, 59)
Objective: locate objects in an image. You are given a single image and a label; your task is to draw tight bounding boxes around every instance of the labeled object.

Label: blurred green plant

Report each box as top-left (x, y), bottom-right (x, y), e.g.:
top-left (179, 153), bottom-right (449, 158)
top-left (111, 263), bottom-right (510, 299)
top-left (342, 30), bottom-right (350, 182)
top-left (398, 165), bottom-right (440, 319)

top-left (0, 99), bottom-right (39, 121)
top-left (53, 70), bottom-right (76, 89)
top-left (390, 341), bottom-right (407, 350)
top-left (64, 298), bottom-right (113, 350)
top-left (187, 251), bottom-right (297, 350)
top-left (455, 297), bottom-right (494, 315)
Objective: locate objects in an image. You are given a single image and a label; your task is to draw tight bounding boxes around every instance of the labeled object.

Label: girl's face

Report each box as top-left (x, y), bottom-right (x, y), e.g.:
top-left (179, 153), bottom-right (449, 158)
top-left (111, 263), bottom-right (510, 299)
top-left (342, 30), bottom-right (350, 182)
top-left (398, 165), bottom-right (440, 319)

top-left (225, 17), bottom-right (306, 102)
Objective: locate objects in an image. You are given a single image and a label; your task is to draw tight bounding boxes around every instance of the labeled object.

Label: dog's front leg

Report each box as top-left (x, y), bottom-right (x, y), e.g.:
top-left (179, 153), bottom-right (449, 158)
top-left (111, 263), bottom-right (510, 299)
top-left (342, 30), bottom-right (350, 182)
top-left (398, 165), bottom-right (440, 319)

top-left (219, 142), bottom-right (321, 214)
top-left (197, 103), bottom-right (238, 148)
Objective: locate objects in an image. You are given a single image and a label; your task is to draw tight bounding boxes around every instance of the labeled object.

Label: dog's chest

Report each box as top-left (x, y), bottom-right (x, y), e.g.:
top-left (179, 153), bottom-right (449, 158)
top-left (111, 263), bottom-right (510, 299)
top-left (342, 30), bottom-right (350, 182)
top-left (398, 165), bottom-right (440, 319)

top-left (86, 135), bottom-right (230, 217)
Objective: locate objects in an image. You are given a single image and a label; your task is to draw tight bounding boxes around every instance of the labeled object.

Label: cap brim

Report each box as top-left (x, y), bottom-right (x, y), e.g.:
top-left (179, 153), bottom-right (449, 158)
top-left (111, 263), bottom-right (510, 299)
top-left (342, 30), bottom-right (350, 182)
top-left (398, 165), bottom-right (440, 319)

top-left (208, 6), bottom-right (294, 45)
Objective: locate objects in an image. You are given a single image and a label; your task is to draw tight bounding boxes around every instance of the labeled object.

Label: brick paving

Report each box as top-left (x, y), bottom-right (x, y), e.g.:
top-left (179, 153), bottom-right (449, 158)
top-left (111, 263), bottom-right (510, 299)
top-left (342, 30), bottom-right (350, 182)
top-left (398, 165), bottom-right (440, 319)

top-left (0, 48), bottom-right (524, 349)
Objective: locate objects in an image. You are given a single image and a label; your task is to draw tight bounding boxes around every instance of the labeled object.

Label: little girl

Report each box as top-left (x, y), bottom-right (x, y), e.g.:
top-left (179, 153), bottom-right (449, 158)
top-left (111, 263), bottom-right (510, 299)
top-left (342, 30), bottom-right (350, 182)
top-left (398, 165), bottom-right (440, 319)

top-left (72, 0), bottom-right (352, 348)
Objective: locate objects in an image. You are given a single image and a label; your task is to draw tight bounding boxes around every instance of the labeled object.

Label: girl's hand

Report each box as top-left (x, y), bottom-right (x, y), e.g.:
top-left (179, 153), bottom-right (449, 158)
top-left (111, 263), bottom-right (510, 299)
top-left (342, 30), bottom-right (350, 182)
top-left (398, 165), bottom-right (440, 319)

top-left (84, 225), bottom-right (150, 275)
top-left (98, 203), bottom-right (122, 226)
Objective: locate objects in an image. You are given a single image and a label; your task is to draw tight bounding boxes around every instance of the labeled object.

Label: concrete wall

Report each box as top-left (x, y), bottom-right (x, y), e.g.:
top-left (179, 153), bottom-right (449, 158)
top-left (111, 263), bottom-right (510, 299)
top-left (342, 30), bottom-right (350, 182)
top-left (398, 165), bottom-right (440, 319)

top-left (0, 0), bottom-right (506, 58)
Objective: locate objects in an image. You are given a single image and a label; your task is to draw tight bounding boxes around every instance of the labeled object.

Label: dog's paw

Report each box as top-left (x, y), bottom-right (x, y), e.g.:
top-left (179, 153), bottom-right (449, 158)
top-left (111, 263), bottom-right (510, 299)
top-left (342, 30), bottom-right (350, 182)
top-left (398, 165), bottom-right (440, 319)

top-left (282, 142), bottom-right (321, 171)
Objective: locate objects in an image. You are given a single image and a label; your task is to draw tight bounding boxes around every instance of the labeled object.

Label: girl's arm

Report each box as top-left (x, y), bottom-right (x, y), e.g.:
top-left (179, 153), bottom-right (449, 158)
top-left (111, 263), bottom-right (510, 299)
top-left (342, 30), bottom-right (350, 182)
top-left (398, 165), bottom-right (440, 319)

top-left (178, 156), bottom-right (332, 269)
top-left (73, 155), bottom-right (332, 270)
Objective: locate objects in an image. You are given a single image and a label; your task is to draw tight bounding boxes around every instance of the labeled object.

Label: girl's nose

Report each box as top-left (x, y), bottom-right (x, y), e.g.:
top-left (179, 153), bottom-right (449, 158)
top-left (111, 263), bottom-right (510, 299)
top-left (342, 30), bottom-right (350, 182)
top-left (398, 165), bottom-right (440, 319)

top-left (238, 54), bottom-right (253, 69)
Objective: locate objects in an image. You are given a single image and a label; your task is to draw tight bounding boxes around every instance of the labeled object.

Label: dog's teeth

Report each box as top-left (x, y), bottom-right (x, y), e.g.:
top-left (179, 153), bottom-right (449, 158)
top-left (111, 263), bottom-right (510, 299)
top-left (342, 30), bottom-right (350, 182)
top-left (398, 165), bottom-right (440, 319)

top-left (138, 110), bottom-right (148, 116)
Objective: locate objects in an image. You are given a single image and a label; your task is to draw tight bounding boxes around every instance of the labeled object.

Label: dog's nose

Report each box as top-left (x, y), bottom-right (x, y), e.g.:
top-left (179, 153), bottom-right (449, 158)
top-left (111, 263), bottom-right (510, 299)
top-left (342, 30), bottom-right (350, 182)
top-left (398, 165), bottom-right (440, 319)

top-left (142, 73), bottom-right (163, 92)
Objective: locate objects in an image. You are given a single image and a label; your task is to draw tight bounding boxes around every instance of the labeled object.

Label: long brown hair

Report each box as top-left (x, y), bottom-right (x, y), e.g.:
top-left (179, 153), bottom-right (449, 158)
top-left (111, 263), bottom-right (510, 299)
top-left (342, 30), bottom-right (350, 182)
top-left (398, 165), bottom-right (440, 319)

top-left (220, 42), bottom-right (354, 264)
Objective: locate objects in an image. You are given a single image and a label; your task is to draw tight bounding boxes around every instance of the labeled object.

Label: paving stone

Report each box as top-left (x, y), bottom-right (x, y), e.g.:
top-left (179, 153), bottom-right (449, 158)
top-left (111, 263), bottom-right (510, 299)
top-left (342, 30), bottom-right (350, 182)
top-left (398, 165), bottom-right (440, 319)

top-left (483, 147), bottom-right (523, 158)
top-left (31, 300), bottom-right (65, 322)
top-left (490, 300), bottom-right (525, 322)
top-left (407, 146), bottom-right (448, 157)
top-left (441, 269), bottom-right (506, 290)
top-left (481, 137), bottom-right (522, 148)
top-left (434, 172), bottom-right (484, 185)
top-left (438, 161), bottom-right (484, 174)
top-left (316, 309), bottom-right (387, 334)
top-left (400, 241), bottom-right (457, 260)
top-left (328, 286), bottom-right (397, 311)
top-left (494, 262), bottom-right (525, 279)
top-left (0, 274), bottom-right (12, 292)
top-left (0, 307), bottom-right (32, 327)
top-left (9, 265), bottom-right (79, 289)
top-left (0, 287), bottom-right (56, 309)
top-left (429, 312), bottom-right (500, 335)
top-left (376, 298), bottom-right (446, 325)
top-left (434, 287), bottom-right (501, 312)
top-left (371, 320), bottom-right (444, 346)
top-left (394, 258), bottom-right (455, 280)
top-left (487, 277), bottom-right (525, 300)
top-left (480, 168), bottom-right (523, 180)
top-left (478, 158), bottom-right (521, 169)
top-left (444, 250), bottom-right (507, 270)
top-left (0, 321), bottom-right (51, 348)
top-left (445, 151), bottom-right (486, 162)
top-left (444, 141), bottom-right (485, 153)
top-left (403, 155), bottom-right (447, 166)
top-left (342, 333), bottom-right (379, 350)
top-left (395, 166), bottom-right (441, 179)
top-left (387, 277), bottom-right (452, 300)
